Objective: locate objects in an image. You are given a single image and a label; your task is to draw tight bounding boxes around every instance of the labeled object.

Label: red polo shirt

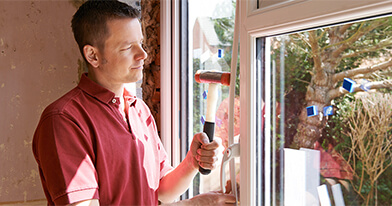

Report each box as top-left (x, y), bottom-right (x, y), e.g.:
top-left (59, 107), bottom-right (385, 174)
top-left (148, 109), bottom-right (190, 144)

top-left (33, 73), bottom-right (173, 205)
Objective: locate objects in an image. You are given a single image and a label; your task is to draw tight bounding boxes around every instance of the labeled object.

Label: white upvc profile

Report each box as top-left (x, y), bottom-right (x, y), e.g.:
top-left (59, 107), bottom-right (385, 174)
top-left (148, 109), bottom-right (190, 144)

top-left (161, 0), bottom-right (181, 168)
top-left (161, 0), bottom-right (392, 204)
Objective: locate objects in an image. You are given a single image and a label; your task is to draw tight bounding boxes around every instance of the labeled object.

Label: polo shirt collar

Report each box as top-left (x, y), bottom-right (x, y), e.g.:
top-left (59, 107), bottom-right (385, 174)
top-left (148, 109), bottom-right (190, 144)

top-left (78, 73), bottom-right (137, 105)
top-left (123, 88), bottom-right (137, 106)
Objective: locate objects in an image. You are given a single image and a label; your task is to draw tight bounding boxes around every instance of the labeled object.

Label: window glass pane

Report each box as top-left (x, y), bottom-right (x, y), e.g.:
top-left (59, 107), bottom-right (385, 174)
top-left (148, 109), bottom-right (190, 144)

top-left (260, 15), bottom-right (392, 205)
top-left (189, 0), bottom-right (239, 196)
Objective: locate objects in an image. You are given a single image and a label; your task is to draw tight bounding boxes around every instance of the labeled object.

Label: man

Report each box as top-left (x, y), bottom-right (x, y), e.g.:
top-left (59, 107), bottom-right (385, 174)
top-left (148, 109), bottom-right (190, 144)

top-left (32, 1), bottom-right (235, 205)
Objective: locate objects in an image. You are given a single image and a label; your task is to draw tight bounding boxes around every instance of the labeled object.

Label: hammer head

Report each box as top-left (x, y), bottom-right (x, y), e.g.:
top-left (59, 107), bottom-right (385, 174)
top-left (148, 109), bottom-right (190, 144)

top-left (194, 70), bottom-right (230, 86)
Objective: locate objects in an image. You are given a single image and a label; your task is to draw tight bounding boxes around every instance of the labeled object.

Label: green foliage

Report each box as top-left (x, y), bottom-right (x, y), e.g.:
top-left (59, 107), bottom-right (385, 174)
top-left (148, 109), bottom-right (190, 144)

top-left (212, 0), bottom-right (240, 96)
top-left (270, 35), bottom-right (313, 145)
top-left (193, 58), bottom-right (202, 134)
top-left (213, 0), bottom-right (235, 46)
top-left (283, 35), bottom-right (313, 94)
top-left (338, 18), bottom-right (392, 72)
top-left (213, 17), bottom-right (234, 46)
top-left (325, 94), bottom-right (355, 149)
top-left (272, 15), bottom-right (392, 204)
top-left (377, 169), bottom-right (392, 204)
top-left (192, 0), bottom-right (238, 137)
top-left (330, 94), bottom-right (392, 205)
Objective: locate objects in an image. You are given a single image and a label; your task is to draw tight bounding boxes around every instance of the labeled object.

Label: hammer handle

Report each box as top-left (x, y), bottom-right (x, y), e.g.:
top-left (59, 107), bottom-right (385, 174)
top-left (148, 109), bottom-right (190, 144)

top-left (199, 83), bottom-right (219, 175)
top-left (199, 121), bottom-right (215, 175)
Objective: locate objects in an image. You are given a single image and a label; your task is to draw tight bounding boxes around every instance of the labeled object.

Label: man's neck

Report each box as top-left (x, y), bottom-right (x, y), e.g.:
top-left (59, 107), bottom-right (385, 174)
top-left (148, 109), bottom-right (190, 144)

top-left (87, 71), bottom-right (125, 97)
top-left (108, 84), bottom-right (124, 98)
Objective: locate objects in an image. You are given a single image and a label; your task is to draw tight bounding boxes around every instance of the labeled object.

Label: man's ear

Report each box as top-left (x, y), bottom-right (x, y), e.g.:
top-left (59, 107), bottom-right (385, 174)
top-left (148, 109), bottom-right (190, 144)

top-left (83, 45), bottom-right (99, 68)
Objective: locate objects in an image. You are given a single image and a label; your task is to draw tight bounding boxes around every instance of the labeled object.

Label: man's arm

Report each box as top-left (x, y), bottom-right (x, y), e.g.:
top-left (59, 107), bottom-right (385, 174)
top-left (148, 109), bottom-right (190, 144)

top-left (66, 133), bottom-right (229, 206)
top-left (157, 132), bottom-right (223, 203)
top-left (33, 114), bottom-right (99, 205)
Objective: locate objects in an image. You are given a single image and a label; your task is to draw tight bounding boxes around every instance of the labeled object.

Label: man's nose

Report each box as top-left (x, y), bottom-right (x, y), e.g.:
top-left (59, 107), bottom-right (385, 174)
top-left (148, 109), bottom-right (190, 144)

top-left (135, 44), bottom-right (148, 61)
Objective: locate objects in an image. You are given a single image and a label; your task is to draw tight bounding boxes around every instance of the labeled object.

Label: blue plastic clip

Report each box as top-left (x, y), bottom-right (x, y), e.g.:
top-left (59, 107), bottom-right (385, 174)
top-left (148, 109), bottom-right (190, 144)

top-left (218, 49), bottom-right (223, 58)
top-left (203, 90), bottom-right (208, 99)
top-left (307, 105), bottom-right (318, 117)
top-left (323, 106), bottom-right (333, 116)
top-left (360, 79), bottom-right (371, 92)
top-left (343, 78), bottom-right (356, 93)
top-left (201, 116), bottom-right (205, 125)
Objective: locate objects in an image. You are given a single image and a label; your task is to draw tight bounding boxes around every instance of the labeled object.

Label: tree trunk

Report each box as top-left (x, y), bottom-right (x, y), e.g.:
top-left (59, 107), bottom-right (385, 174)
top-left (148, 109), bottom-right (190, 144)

top-left (291, 83), bottom-right (330, 148)
top-left (291, 29), bottom-right (343, 148)
top-left (290, 19), bottom-right (391, 148)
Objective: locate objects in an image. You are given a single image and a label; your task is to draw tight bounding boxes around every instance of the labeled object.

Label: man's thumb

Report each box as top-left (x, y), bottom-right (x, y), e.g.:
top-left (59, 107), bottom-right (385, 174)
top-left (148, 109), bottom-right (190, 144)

top-left (200, 133), bottom-right (209, 145)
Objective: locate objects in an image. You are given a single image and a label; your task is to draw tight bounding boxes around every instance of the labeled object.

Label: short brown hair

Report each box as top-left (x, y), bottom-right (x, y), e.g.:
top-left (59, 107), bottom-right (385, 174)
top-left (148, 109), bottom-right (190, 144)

top-left (71, 0), bottom-right (140, 62)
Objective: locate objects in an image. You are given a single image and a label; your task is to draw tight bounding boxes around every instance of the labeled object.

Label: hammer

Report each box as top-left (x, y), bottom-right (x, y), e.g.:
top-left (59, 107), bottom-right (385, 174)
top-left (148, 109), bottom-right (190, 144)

top-left (195, 70), bottom-right (230, 175)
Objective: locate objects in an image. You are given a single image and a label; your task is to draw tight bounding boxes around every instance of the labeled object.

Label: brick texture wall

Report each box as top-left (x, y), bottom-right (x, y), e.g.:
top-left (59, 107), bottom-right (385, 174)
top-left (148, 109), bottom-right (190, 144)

top-left (141, 0), bottom-right (161, 135)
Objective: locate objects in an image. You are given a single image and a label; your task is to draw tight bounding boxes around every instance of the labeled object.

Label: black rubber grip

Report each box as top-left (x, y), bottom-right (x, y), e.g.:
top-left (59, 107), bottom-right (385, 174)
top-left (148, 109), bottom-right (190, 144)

top-left (199, 121), bottom-right (215, 175)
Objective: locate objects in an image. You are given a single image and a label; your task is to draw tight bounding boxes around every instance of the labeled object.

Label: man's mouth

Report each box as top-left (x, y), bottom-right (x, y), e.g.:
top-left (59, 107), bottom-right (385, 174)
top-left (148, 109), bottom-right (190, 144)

top-left (132, 65), bottom-right (143, 70)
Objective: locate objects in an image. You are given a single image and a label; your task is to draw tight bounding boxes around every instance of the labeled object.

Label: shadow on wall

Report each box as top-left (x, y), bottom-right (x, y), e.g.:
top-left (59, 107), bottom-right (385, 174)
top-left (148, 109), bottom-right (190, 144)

top-left (0, 1), bottom-right (81, 204)
top-left (0, 0), bottom-right (143, 204)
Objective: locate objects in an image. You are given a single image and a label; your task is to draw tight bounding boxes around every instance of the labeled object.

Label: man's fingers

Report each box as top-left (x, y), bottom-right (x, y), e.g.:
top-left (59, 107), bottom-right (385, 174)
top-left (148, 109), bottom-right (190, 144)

top-left (189, 190), bottom-right (236, 205)
top-left (197, 132), bottom-right (210, 146)
top-left (201, 140), bottom-right (218, 150)
top-left (221, 193), bottom-right (236, 205)
top-left (201, 138), bottom-right (223, 150)
top-left (198, 162), bottom-right (217, 170)
top-left (225, 200), bottom-right (237, 204)
top-left (194, 132), bottom-right (224, 150)
top-left (197, 148), bottom-right (221, 156)
top-left (196, 153), bottom-right (218, 164)
top-left (192, 133), bottom-right (226, 171)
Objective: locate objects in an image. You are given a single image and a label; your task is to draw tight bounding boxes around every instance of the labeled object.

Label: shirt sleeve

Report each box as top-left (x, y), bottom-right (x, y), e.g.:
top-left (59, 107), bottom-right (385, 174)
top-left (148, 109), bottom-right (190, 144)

top-left (33, 113), bottom-right (99, 205)
top-left (147, 113), bottom-right (173, 179)
top-left (157, 139), bottom-right (174, 179)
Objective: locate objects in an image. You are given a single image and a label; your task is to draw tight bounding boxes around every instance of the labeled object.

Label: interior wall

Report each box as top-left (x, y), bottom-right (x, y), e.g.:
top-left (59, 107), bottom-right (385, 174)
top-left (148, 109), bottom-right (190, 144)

top-left (140, 0), bottom-right (161, 135)
top-left (0, 1), bottom-right (79, 203)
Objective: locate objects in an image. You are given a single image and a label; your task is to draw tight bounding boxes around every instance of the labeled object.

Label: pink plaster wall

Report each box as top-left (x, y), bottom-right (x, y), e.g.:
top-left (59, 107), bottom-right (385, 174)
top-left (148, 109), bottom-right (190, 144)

top-left (0, 1), bottom-right (79, 203)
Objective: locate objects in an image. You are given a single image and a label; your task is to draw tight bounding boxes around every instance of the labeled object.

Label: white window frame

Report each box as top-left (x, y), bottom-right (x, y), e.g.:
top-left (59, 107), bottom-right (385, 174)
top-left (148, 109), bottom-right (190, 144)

top-left (160, 0), bottom-right (195, 198)
top-left (161, 0), bottom-right (181, 168)
top-left (161, 0), bottom-right (392, 204)
top-left (239, 0), bottom-right (392, 205)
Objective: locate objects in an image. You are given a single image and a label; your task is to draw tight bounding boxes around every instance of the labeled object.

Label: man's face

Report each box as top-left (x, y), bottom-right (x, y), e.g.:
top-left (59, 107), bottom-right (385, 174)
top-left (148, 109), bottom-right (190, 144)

top-left (96, 18), bottom-right (147, 84)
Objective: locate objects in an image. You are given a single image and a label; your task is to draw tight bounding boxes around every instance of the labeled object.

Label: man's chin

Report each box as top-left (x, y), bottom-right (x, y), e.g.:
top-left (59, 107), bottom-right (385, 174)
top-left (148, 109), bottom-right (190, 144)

top-left (127, 74), bottom-right (143, 83)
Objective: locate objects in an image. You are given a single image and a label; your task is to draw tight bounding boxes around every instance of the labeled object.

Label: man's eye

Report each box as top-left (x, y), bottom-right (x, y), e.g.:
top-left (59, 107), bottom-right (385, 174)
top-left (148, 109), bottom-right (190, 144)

top-left (122, 45), bottom-right (133, 51)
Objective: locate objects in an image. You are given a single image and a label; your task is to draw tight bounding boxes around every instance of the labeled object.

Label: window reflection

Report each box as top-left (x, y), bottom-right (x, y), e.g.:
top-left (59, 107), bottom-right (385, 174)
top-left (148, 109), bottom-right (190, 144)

top-left (265, 15), bottom-right (392, 205)
top-left (189, 0), bottom-right (239, 196)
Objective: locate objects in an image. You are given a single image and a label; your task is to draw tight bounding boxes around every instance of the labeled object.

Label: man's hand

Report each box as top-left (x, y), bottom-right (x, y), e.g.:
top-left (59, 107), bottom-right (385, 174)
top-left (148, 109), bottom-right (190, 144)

top-left (224, 179), bottom-right (240, 198)
top-left (187, 132), bottom-right (224, 171)
top-left (157, 133), bottom-right (224, 203)
top-left (184, 191), bottom-right (236, 206)
top-left (162, 191), bottom-right (236, 206)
